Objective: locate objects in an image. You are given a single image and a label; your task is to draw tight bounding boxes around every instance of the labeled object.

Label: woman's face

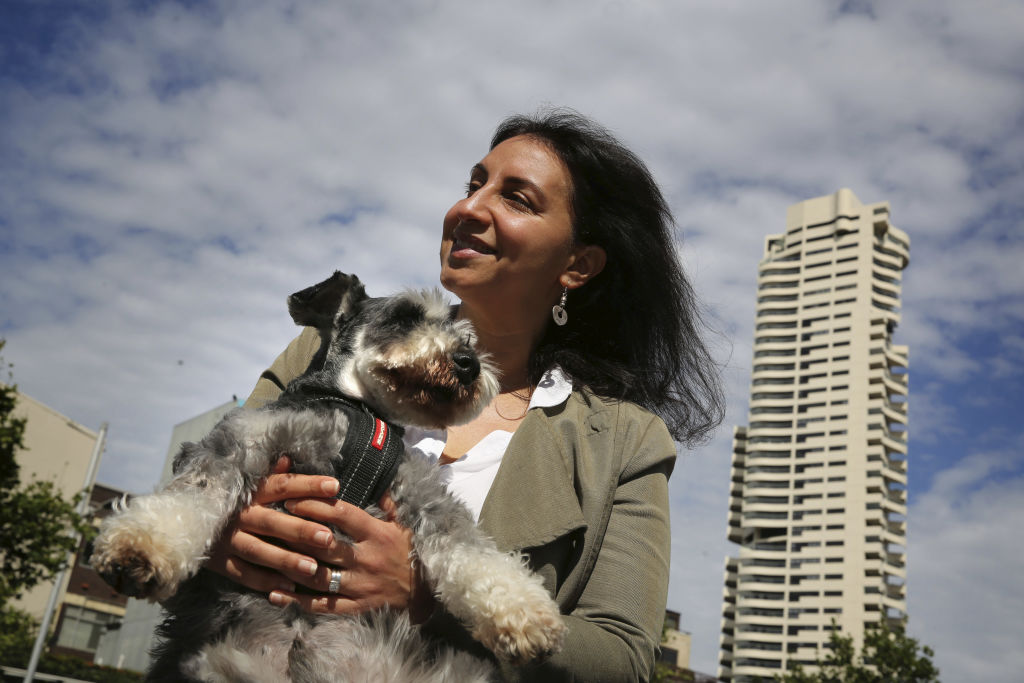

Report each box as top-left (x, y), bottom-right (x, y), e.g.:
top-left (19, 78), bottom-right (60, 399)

top-left (440, 135), bottom-right (577, 313)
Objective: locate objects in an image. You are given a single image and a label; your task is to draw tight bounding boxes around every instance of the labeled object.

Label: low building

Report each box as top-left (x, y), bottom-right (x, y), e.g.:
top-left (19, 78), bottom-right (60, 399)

top-left (659, 609), bottom-right (720, 681)
top-left (50, 484), bottom-right (130, 661)
top-left (6, 390), bottom-right (125, 664)
top-left (8, 391), bottom-right (105, 622)
top-left (661, 608), bottom-right (693, 669)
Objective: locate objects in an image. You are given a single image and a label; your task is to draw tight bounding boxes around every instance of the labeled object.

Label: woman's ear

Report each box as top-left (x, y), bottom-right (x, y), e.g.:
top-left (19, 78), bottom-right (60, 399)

top-left (563, 244), bottom-right (607, 289)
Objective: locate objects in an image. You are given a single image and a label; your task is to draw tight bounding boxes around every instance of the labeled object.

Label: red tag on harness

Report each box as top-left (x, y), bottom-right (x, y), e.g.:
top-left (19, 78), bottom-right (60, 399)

top-left (371, 418), bottom-right (388, 450)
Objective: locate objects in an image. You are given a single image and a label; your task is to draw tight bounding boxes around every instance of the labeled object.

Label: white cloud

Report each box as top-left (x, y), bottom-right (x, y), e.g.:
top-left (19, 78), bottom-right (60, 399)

top-left (909, 381), bottom-right (966, 447)
top-left (908, 447), bottom-right (1024, 681)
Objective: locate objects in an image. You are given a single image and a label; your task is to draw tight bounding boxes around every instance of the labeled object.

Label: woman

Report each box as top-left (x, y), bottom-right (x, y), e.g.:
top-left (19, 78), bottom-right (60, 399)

top-left (206, 110), bottom-right (723, 681)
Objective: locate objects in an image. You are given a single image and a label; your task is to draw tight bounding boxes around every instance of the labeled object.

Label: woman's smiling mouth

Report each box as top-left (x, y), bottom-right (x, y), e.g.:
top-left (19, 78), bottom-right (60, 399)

top-left (451, 233), bottom-right (497, 257)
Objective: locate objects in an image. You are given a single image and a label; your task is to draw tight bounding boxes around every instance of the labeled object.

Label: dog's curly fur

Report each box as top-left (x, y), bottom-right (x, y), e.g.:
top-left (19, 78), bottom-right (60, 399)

top-left (91, 271), bottom-right (566, 682)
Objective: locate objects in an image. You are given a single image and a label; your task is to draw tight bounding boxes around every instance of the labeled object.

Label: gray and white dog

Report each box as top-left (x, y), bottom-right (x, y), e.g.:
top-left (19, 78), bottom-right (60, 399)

top-left (91, 271), bottom-right (566, 682)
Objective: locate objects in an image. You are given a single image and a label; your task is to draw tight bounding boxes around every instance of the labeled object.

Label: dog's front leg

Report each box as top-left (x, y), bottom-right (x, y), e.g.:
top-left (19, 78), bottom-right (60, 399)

top-left (418, 537), bottom-right (567, 666)
top-left (92, 416), bottom-right (267, 601)
top-left (392, 456), bottom-right (566, 665)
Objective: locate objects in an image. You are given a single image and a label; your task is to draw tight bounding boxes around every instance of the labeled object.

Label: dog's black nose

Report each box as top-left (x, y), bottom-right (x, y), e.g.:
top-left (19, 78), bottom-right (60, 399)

top-left (452, 350), bottom-right (480, 385)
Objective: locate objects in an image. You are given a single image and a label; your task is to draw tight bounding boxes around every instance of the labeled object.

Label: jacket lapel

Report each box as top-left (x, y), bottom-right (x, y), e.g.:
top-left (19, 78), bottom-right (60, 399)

top-left (477, 400), bottom-right (589, 551)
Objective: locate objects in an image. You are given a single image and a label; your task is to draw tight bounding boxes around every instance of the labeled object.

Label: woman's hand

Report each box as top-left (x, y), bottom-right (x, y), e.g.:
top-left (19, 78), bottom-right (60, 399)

top-left (266, 492), bottom-right (426, 617)
top-left (206, 457), bottom-right (432, 619)
top-left (205, 457), bottom-right (340, 593)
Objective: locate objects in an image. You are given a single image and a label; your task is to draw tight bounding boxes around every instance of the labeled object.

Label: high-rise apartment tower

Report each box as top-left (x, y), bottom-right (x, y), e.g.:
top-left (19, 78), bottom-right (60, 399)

top-left (718, 189), bottom-right (910, 682)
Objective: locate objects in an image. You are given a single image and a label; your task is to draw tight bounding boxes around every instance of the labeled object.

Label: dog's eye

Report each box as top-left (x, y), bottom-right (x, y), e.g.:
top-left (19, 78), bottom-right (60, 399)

top-left (391, 300), bottom-right (425, 329)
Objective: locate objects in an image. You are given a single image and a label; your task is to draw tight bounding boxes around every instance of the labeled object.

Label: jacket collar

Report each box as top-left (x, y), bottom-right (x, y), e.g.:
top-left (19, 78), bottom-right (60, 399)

top-left (477, 391), bottom-right (610, 550)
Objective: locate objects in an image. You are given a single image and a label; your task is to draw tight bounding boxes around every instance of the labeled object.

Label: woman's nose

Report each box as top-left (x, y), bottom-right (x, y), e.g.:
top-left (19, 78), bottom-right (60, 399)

top-left (455, 189), bottom-right (489, 225)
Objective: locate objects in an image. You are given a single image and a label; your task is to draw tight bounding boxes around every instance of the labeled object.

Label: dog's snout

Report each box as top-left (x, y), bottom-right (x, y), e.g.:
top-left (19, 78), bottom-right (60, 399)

top-left (452, 349), bottom-right (480, 385)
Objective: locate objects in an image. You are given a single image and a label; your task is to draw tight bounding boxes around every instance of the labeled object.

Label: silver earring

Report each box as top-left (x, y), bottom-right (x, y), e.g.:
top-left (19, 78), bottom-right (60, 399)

top-left (552, 287), bottom-right (568, 326)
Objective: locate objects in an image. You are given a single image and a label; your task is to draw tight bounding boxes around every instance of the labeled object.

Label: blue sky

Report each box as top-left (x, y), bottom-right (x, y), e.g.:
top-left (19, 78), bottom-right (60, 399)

top-left (2, 0), bottom-right (1022, 678)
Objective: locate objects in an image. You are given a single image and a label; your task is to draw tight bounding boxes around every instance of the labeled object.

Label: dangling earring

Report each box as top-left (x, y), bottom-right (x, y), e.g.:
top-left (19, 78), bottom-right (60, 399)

top-left (552, 287), bottom-right (568, 326)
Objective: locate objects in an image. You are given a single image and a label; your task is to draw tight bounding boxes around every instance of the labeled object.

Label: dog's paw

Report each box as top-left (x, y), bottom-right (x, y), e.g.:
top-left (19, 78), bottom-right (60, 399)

top-left (473, 599), bottom-right (567, 666)
top-left (92, 547), bottom-right (160, 598)
top-left (91, 531), bottom-right (180, 600)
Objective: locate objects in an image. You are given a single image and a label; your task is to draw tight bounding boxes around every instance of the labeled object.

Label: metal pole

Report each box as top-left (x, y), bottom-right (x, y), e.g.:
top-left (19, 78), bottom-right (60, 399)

top-left (23, 422), bottom-right (108, 682)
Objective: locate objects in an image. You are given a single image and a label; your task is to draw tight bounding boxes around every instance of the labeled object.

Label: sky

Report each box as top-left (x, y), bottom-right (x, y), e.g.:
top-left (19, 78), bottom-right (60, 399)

top-left (1, 0), bottom-right (1022, 678)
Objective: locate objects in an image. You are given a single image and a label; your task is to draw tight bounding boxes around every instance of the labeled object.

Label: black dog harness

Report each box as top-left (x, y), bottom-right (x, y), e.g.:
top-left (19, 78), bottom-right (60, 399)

top-left (302, 392), bottom-right (405, 510)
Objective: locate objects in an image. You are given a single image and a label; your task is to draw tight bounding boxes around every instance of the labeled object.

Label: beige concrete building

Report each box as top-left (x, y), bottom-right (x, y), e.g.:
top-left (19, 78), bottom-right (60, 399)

top-left (51, 483), bottom-right (130, 661)
top-left (661, 608), bottom-right (692, 670)
top-left (9, 391), bottom-right (105, 622)
top-left (718, 189), bottom-right (910, 682)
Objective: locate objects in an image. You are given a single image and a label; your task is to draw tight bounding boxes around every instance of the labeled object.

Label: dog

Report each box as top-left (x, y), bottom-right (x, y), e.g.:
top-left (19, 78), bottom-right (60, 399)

top-left (91, 271), bottom-right (566, 682)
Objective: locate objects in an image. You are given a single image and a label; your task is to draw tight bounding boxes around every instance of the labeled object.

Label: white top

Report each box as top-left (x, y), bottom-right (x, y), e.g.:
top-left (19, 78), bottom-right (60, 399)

top-left (403, 366), bottom-right (573, 521)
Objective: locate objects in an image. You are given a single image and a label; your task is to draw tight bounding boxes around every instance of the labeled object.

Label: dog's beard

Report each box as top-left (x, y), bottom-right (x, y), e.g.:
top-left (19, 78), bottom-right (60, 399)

top-left (363, 360), bottom-right (480, 428)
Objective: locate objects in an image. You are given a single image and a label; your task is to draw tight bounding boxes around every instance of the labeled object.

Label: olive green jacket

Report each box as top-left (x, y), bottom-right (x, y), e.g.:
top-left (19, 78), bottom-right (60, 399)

top-left (247, 328), bottom-right (675, 682)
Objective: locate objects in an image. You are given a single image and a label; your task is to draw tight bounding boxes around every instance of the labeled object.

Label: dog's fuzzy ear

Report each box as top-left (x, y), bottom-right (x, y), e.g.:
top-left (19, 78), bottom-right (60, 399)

top-left (287, 271), bottom-right (368, 329)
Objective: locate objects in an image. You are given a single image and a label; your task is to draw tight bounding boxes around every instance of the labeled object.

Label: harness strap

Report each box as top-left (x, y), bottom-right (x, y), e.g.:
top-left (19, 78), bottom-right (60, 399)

top-left (303, 394), bottom-right (405, 509)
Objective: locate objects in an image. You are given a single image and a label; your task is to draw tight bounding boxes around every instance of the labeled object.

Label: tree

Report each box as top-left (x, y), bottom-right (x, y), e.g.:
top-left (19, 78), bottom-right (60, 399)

top-left (0, 339), bottom-right (93, 609)
top-left (776, 620), bottom-right (940, 683)
top-left (0, 604), bottom-right (37, 662)
top-left (0, 342), bottom-right (137, 680)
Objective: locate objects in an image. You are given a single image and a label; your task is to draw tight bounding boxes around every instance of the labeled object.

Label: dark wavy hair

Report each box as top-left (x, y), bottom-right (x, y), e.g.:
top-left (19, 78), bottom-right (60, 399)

top-left (492, 109), bottom-right (724, 445)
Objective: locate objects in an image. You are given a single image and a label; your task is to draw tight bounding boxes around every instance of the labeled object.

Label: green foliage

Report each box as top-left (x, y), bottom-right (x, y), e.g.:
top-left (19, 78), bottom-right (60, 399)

top-left (32, 651), bottom-right (146, 682)
top-left (652, 661), bottom-right (675, 682)
top-left (866, 623), bottom-right (940, 683)
top-left (776, 620), bottom-right (940, 683)
top-left (0, 479), bottom-right (95, 606)
top-left (0, 606), bottom-right (37, 663)
top-left (0, 340), bottom-right (27, 493)
top-left (0, 339), bottom-right (94, 609)
top-left (652, 660), bottom-right (697, 682)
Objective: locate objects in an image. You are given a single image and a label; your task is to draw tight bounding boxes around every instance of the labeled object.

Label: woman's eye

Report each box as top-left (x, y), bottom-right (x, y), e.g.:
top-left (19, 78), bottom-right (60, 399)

top-left (463, 180), bottom-right (532, 212)
top-left (506, 193), bottom-right (533, 211)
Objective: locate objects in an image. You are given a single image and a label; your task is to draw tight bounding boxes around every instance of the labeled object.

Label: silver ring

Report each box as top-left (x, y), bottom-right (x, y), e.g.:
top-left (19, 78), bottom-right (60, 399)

top-left (327, 568), bottom-right (342, 594)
